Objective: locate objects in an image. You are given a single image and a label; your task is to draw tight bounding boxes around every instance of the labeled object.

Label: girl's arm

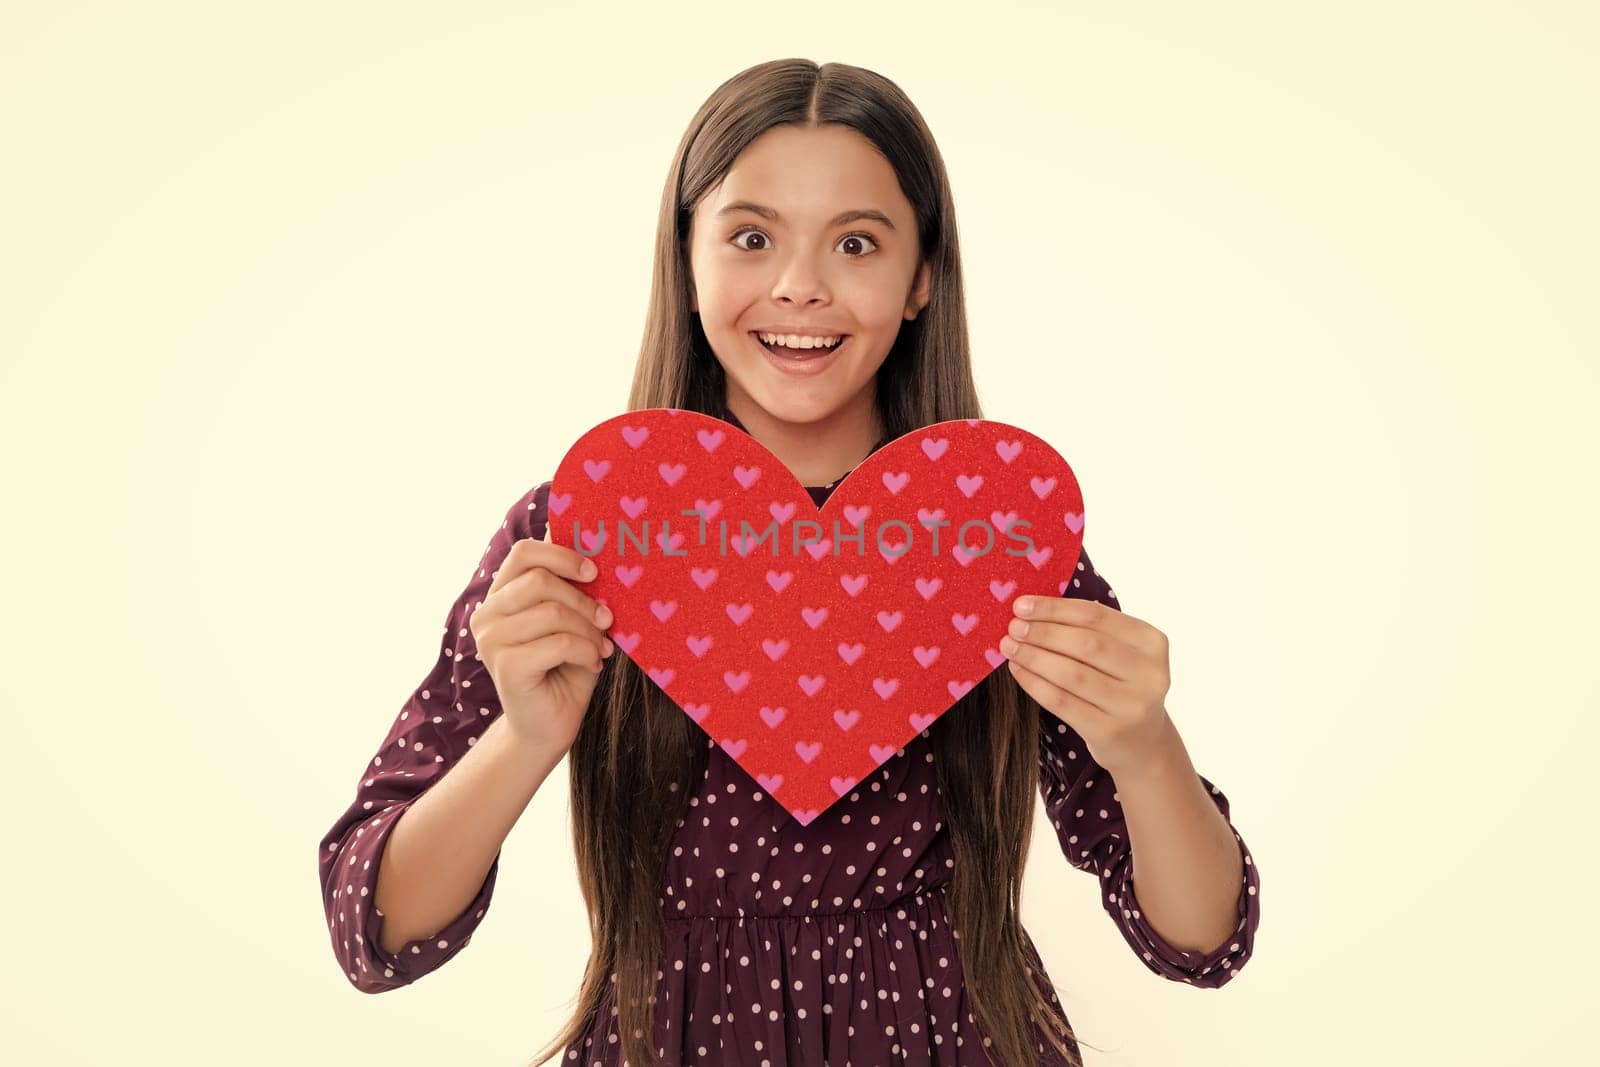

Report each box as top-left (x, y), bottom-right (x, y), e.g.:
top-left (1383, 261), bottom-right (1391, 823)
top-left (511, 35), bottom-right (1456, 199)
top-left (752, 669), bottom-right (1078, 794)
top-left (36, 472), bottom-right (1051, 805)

top-left (370, 706), bottom-right (565, 957)
top-left (316, 481), bottom-right (556, 993)
top-left (1035, 547), bottom-right (1262, 988)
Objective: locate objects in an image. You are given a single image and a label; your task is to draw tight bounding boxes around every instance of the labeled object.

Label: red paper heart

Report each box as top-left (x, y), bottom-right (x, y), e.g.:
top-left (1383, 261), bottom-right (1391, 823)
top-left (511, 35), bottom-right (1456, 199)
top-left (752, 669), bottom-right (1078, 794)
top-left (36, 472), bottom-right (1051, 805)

top-left (550, 409), bottom-right (1086, 825)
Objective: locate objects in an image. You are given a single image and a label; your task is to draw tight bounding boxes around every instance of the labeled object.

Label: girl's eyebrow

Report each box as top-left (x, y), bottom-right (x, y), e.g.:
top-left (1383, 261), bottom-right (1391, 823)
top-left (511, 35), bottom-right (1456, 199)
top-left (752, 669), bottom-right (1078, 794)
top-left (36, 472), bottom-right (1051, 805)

top-left (716, 200), bottom-right (897, 231)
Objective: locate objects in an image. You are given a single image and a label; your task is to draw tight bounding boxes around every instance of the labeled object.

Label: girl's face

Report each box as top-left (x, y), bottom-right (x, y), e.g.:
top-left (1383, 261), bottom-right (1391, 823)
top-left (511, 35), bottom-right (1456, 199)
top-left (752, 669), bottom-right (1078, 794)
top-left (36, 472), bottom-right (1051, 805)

top-left (688, 124), bottom-right (931, 432)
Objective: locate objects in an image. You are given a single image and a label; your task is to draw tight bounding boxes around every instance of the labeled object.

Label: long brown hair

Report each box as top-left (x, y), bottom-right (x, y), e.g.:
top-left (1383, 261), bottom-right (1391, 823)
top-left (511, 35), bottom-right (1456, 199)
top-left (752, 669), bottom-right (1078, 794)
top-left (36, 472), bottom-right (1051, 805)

top-left (528, 59), bottom-right (1093, 1067)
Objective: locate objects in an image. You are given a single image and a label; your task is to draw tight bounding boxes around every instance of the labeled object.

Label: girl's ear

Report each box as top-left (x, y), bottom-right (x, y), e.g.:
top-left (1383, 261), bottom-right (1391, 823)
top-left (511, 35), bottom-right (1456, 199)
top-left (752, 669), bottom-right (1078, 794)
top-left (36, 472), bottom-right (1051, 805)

top-left (904, 259), bottom-right (932, 320)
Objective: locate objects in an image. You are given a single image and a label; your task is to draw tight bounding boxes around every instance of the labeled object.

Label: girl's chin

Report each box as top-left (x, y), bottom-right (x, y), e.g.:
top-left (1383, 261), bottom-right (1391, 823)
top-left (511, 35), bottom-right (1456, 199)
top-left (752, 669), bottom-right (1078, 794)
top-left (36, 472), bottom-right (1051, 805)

top-left (738, 388), bottom-right (856, 429)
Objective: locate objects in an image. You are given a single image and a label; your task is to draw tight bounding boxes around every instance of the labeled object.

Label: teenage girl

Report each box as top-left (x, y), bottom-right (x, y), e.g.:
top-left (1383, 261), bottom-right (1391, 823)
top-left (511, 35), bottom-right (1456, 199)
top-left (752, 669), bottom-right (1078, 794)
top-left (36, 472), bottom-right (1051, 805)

top-left (318, 59), bottom-right (1261, 1067)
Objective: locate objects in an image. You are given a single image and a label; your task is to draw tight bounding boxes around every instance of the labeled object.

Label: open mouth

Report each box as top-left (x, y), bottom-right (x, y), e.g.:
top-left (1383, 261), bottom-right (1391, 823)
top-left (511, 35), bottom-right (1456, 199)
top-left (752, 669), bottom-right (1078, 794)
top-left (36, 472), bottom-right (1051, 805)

top-left (751, 332), bottom-right (850, 359)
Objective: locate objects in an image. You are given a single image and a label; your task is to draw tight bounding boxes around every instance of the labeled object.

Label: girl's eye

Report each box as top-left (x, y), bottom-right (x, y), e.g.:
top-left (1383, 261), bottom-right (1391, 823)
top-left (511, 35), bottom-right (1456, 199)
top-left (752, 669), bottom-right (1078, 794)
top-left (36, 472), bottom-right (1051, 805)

top-left (729, 227), bottom-right (879, 257)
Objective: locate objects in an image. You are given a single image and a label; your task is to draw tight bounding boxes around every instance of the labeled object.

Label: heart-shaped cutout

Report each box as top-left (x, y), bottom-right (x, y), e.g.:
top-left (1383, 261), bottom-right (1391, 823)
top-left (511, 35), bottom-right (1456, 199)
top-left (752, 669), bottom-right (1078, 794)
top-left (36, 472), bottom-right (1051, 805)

top-left (551, 409), bottom-right (1086, 825)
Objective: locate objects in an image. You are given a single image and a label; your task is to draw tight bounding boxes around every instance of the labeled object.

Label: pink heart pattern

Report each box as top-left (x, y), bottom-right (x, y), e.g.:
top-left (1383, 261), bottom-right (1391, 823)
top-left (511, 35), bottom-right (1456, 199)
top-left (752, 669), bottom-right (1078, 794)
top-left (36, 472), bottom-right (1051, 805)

top-left (551, 409), bottom-right (1086, 825)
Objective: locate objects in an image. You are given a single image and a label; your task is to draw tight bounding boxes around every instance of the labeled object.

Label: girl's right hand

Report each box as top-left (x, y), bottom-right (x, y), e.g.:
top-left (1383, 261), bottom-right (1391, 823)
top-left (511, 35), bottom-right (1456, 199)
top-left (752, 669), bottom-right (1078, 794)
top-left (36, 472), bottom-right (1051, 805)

top-left (468, 523), bottom-right (613, 757)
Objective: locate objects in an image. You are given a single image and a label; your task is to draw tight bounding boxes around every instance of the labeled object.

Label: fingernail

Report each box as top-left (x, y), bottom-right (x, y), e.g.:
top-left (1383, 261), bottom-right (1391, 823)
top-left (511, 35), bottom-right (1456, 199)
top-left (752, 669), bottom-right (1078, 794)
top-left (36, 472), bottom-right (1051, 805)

top-left (1015, 597), bottom-right (1034, 616)
top-left (595, 603), bottom-right (612, 627)
top-left (581, 558), bottom-right (597, 578)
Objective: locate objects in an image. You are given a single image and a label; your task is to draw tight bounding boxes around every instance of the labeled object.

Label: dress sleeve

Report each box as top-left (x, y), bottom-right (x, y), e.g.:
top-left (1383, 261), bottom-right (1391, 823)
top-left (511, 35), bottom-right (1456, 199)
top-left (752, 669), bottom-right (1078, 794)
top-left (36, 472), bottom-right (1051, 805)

top-left (317, 479), bottom-right (553, 993)
top-left (1036, 546), bottom-right (1262, 988)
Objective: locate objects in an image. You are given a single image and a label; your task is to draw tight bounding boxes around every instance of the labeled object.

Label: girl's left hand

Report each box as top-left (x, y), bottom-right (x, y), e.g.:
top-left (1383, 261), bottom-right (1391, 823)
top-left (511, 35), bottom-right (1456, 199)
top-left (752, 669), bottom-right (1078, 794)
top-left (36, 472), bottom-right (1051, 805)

top-left (999, 594), bottom-right (1178, 778)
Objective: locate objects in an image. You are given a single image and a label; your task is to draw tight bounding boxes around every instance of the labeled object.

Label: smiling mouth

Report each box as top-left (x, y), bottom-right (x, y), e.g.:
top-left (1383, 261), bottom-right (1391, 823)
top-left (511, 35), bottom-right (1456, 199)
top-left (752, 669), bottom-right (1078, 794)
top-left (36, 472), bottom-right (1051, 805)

top-left (751, 332), bottom-right (850, 359)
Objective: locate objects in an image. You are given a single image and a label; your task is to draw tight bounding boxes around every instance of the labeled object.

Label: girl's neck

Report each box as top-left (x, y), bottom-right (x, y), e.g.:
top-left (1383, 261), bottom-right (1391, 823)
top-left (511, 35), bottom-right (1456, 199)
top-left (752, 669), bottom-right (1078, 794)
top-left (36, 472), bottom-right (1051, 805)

top-left (719, 395), bottom-right (887, 489)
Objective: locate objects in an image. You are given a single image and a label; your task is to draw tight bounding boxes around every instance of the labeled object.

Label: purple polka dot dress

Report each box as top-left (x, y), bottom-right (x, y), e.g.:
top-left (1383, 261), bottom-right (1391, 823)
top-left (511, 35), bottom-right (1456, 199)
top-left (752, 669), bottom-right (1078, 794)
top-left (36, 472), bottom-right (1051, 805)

top-left (318, 407), bottom-right (1262, 1065)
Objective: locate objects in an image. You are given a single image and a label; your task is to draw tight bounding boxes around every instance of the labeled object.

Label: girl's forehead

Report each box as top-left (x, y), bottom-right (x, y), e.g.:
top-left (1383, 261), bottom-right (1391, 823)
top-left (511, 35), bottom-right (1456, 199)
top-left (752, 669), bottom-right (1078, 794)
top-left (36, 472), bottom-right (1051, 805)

top-left (706, 128), bottom-right (909, 218)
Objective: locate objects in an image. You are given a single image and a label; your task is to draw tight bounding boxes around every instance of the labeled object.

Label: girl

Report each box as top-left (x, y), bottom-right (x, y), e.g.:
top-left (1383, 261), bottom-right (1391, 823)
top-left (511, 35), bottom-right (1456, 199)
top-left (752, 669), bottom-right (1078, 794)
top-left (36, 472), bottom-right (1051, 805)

top-left (318, 59), bottom-right (1261, 1067)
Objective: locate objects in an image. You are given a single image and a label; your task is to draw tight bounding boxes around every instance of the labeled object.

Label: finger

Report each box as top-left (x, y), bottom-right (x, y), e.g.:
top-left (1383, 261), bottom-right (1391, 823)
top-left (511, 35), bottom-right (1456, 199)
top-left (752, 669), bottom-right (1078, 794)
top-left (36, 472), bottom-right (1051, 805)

top-left (1007, 619), bottom-right (1136, 682)
top-left (1003, 641), bottom-right (1115, 714)
top-left (542, 516), bottom-right (606, 581)
top-left (496, 566), bottom-right (611, 632)
top-left (488, 533), bottom-right (599, 598)
top-left (1017, 595), bottom-right (1155, 652)
top-left (517, 629), bottom-right (609, 683)
top-left (484, 599), bottom-right (609, 659)
top-left (1008, 656), bottom-right (1108, 731)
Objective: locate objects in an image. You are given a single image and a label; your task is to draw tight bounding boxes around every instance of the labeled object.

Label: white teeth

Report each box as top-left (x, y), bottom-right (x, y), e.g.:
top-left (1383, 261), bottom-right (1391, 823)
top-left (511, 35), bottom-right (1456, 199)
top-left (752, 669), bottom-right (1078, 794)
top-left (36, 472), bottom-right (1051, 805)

top-left (758, 332), bottom-right (841, 349)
